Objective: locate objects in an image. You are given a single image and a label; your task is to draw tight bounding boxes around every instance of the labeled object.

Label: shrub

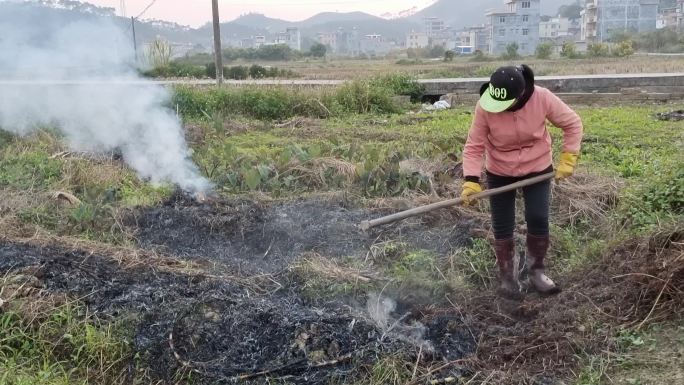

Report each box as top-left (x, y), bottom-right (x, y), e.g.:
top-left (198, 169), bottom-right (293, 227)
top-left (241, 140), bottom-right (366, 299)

top-left (334, 80), bottom-right (399, 114)
top-left (587, 42), bottom-right (610, 57)
top-left (536, 42), bottom-right (553, 59)
top-left (225, 66), bottom-right (249, 80)
top-left (428, 45), bottom-right (446, 58)
top-left (560, 41), bottom-right (581, 58)
top-left (470, 50), bottom-right (490, 62)
top-left (309, 43), bottom-right (327, 58)
top-left (142, 62), bottom-right (205, 78)
top-left (249, 64), bottom-right (268, 79)
top-left (613, 40), bottom-right (635, 57)
top-left (396, 59), bottom-right (422, 65)
top-left (205, 62), bottom-right (218, 78)
top-left (444, 50), bottom-right (455, 62)
top-left (173, 73), bottom-right (420, 120)
top-left (369, 73), bottom-right (424, 102)
top-left (501, 43), bottom-right (520, 60)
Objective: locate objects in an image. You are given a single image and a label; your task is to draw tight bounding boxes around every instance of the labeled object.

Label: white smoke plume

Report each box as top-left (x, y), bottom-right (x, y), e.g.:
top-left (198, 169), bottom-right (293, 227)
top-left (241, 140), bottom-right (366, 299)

top-left (0, 4), bottom-right (211, 193)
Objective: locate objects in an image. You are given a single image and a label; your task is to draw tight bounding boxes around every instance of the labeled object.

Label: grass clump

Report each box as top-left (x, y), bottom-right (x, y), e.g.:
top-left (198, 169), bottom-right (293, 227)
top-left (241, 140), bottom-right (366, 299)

top-left (355, 355), bottom-right (413, 385)
top-left (173, 74), bottom-right (422, 121)
top-left (447, 238), bottom-right (495, 289)
top-left (290, 255), bottom-right (375, 301)
top-left (388, 250), bottom-right (450, 303)
top-left (625, 166), bottom-right (684, 229)
top-left (0, 300), bottom-right (130, 385)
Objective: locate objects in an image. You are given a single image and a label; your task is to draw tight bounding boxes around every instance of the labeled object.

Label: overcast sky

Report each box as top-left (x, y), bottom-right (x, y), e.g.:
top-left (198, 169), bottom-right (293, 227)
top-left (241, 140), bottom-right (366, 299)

top-left (86, 0), bottom-right (437, 27)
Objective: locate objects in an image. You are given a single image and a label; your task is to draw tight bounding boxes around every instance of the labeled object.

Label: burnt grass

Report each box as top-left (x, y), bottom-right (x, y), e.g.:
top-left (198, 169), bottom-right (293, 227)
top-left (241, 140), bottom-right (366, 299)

top-left (2, 192), bottom-right (682, 384)
top-left (127, 192), bottom-right (475, 275)
top-left (0, 195), bottom-right (480, 384)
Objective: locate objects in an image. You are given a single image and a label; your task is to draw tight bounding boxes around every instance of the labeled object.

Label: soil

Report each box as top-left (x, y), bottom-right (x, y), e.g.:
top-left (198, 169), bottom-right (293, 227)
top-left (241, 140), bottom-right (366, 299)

top-left (0, 240), bottom-right (478, 384)
top-left (0, 195), bottom-right (480, 384)
top-left (1, 193), bottom-right (680, 384)
top-left (128, 193), bottom-right (475, 274)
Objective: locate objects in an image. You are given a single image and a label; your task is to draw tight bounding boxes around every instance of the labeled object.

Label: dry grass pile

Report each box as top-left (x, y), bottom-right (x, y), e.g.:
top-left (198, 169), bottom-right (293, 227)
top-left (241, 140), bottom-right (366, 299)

top-left (463, 225), bottom-right (683, 383)
top-left (291, 253), bottom-right (376, 284)
top-left (551, 171), bottom-right (623, 227)
top-left (284, 157), bottom-right (358, 187)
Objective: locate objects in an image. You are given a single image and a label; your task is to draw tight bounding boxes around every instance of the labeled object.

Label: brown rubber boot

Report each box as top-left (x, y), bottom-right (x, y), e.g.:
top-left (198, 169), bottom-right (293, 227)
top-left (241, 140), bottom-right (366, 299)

top-left (493, 238), bottom-right (522, 300)
top-left (526, 234), bottom-right (560, 295)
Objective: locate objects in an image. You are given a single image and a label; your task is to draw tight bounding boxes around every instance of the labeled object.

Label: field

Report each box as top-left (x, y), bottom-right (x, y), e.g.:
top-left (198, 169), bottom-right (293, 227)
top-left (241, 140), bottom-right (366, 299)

top-left (210, 55), bottom-right (684, 80)
top-left (0, 82), bottom-right (683, 385)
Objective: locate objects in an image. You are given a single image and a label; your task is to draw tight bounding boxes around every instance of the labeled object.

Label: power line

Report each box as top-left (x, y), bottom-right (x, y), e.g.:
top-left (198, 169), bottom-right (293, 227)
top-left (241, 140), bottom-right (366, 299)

top-left (135, 0), bottom-right (159, 20)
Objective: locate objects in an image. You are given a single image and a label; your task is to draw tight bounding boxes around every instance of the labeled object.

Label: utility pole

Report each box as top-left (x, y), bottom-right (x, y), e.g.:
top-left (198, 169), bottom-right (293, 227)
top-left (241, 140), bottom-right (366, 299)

top-left (131, 16), bottom-right (138, 63)
top-left (212, 0), bottom-right (223, 85)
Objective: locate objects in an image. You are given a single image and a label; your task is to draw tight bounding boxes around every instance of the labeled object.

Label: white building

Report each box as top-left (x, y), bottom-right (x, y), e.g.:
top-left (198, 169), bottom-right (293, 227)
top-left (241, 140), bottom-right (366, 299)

top-left (540, 17), bottom-right (572, 39)
top-left (360, 34), bottom-right (391, 56)
top-left (275, 27), bottom-right (301, 51)
top-left (406, 30), bottom-right (429, 49)
top-left (466, 25), bottom-right (490, 53)
top-left (657, 7), bottom-right (679, 29)
top-left (424, 17), bottom-right (446, 38)
top-left (254, 35), bottom-right (266, 48)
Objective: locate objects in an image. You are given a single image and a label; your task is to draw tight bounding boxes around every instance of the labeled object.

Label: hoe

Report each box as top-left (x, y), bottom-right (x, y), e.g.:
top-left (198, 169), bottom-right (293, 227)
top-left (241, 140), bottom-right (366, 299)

top-left (359, 171), bottom-right (555, 231)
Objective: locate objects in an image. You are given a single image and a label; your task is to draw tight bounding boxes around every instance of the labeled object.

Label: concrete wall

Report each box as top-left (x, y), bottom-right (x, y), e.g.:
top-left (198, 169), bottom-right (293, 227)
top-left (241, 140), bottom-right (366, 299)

top-left (418, 73), bottom-right (684, 96)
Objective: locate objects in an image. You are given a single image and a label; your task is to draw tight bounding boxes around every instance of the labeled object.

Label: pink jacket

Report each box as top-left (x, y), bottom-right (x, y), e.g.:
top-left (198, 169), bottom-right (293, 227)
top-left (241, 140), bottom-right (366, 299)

top-left (463, 86), bottom-right (583, 178)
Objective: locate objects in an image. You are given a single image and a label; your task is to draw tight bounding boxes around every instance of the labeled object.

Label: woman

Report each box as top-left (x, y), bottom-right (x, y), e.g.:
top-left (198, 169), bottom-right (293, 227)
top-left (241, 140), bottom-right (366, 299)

top-left (461, 65), bottom-right (583, 298)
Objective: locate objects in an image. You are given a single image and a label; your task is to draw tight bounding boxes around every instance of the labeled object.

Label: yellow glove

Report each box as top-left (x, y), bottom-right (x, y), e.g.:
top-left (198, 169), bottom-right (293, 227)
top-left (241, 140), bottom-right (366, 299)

top-left (461, 182), bottom-right (483, 205)
top-left (555, 152), bottom-right (579, 181)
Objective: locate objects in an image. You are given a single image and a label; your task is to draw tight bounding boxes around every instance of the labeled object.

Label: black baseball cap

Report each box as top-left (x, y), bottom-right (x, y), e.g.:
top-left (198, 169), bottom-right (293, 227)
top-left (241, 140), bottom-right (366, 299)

top-left (479, 66), bottom-right (526, 113)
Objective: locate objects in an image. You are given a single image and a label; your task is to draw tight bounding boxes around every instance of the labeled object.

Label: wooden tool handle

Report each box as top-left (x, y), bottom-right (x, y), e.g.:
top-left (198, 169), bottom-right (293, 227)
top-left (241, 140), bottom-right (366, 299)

top-left (359, 172), bottom-right (555, 231)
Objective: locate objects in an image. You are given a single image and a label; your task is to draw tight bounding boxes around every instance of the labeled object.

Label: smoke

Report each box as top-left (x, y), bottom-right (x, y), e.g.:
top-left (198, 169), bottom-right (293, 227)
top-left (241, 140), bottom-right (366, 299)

top-left (366, 293), bottom-right (434, 352)
top-left (0, 4), bottom-right (211, 193)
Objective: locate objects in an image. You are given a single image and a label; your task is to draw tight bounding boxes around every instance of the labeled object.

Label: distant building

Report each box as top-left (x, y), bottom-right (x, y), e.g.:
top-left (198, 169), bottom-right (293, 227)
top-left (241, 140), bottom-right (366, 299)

top-left (241, 38), bottom-right (255, 48)
top-left (360, 34), bottom-right (391, 56)
top-left (254, 35), bottom-right (266, 48)
top-left (317, 32), bottom-right (337, 52)
top-left (431, 28), bottom-right (457, 49)
top-left (406, 30), bottom-right (429, 49)
top-left (336, 28), bottom-right (361, 56)
top-left (467, 25), bottom-right (490, 53)
top-left (275, 27), bottom-right (301, 51)
top-left (678, 0), bottom-right (684, 30)
top-left (581, 0), bottom-right (658, 42)
top-left (486, 0), bottom-right (541, 56)
top-left (540, 17), bottom-right (572, 39)
top-left (657, 7), bottom-right (678, 29)
top-left (424, 17), bottom-right (446, 38)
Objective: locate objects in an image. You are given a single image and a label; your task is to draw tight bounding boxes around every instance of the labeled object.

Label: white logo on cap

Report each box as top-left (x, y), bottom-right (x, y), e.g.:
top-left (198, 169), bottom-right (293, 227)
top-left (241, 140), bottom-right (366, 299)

top-left (489, 83), bottom-right (507, 100)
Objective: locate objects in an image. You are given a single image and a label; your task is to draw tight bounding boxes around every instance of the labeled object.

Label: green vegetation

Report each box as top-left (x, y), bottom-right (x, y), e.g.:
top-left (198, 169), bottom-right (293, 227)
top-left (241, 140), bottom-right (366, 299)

top-left (536, 42), bottom-right (554, 59)
top-left (309, 42), bottom-right (327, 58)
top-left (222, 44), bottom-right (297, 61)
top-left (501, 42), bottom-right (520, 60)
top-left (561, 41), bottom-right (581, 59)
top-left (1, 76), bottom-right (683, 385)
top-left (0, 300), bottom-right (130, 385)
top-left (174, 73), bottom-right (422, 121)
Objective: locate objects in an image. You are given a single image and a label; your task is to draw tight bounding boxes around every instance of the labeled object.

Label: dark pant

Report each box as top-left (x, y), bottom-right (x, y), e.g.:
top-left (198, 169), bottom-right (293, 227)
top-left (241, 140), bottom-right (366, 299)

top-left (487, 166), bottom-right (552, 240)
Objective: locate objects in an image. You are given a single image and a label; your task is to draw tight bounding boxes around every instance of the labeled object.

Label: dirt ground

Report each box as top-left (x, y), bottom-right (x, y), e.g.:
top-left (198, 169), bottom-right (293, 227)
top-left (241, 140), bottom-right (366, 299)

top-left (1, 191), bottom-right (681, 384)
top-left (0, 195), bottom-right (480, 384)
